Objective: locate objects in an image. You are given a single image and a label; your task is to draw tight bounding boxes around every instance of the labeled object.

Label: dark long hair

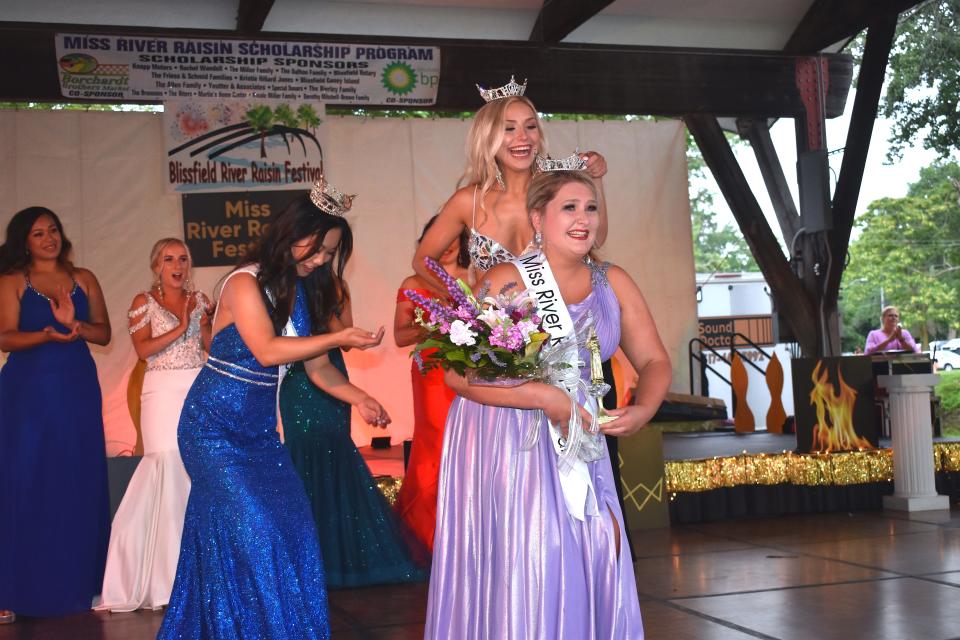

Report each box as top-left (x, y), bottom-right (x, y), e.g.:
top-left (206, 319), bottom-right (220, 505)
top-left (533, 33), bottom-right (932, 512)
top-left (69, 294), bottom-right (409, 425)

top-left (241, 193), bottom-right (353, 335)
top-left (419, 214), bottom-right (470, 269)
top-left (0, 206), bottom-right (74, 274)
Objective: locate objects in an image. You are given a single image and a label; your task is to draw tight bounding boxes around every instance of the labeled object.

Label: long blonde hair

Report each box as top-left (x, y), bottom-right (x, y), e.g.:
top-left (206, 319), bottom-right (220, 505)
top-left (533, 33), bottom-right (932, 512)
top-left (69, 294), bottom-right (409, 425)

top-left (458, 96), bottom-right (547, 210)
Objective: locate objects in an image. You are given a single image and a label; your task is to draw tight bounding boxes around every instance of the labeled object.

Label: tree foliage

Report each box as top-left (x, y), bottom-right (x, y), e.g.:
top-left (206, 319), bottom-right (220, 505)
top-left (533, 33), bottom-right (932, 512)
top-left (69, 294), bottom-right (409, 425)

top-left (872, 1), bottom-right (960, 160)
top-left (686, 130), bottom-right (758, 274)
top-left (840, 161), bottom-right (960, 350)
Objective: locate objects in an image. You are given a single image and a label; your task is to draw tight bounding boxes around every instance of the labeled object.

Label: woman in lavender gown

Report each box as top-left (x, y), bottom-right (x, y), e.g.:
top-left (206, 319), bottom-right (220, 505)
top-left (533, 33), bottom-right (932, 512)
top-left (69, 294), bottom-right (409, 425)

top-left (425, 170), bottom-right (672, 639)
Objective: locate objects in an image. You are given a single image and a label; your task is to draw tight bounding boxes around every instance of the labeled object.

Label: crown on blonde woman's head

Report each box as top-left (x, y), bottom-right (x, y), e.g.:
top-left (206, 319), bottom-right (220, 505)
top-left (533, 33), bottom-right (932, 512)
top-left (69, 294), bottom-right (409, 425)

top-left (535, 150), bottom-right (588, 173)
top-left (309, 176), bottom-right (356, 216)
top-left (476, 75), bottom-right (527, 103)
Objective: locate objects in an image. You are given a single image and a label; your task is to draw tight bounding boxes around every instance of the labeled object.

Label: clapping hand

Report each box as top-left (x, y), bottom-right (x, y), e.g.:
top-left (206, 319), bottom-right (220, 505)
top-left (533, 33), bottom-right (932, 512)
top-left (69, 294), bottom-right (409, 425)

top-left (44, 324), bottom-right (79, 343)
top-left (356, 396), bottom-right (391, 428)
top-left (49, 285), bottom-right (75, 328)
top-left (580, 151), bottom-right (608, 180)
top-left (177, 297), bottom-right (191, 330)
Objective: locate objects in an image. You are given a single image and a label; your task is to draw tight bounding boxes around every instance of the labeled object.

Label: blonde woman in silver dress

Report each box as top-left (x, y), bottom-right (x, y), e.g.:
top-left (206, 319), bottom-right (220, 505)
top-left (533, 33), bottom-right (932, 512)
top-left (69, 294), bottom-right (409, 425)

top-left (97, 238), bottom-right (212, 612)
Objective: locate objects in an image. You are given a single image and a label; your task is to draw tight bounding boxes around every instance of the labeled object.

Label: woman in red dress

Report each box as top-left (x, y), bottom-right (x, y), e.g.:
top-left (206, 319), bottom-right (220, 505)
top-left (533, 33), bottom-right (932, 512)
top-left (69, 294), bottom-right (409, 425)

top-left (393, 217), bottom-right (470, 552)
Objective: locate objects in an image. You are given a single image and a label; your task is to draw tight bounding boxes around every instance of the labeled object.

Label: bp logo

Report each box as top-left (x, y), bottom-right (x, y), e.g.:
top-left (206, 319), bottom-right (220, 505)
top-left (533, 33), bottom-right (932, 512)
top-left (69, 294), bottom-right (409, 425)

top-left (382, 62), bottom-right (417, 95)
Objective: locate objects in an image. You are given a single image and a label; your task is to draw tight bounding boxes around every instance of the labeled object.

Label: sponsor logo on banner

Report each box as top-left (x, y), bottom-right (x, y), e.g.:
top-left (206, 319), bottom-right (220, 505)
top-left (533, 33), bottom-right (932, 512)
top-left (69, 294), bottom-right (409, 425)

top-left (54, 33), bottom-right (441, 105)
top-left (181, 190), bottom-right (305, 266)
top-left (164, 98), bottom-right (326, 193)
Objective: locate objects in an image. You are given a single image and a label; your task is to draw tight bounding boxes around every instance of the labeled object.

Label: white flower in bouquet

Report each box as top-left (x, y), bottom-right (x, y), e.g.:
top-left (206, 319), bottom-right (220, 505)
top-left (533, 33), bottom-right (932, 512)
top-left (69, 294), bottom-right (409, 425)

top-left (449, 320), bottom-right (478, 346)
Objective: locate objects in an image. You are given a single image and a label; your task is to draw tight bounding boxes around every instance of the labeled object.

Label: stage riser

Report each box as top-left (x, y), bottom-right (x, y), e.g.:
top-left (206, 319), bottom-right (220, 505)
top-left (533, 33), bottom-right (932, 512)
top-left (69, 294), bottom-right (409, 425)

top-left (669, 472), bottom-right (959, 524)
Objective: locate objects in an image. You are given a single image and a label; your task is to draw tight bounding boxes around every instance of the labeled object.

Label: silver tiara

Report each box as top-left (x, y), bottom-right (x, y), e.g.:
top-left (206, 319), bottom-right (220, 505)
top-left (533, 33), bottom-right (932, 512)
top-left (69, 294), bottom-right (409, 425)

top-left (309, 176), bottom-right (355, 216)
top-left (476, 75), bottom-right (527, 103)
top-left (535, 150), bottom-right (588, 173)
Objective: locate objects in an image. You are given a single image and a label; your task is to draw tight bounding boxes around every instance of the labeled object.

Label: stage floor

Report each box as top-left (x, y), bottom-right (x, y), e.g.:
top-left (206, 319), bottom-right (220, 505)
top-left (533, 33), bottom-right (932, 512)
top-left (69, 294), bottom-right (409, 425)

top-left (3, 509), bottom-right (960, 639)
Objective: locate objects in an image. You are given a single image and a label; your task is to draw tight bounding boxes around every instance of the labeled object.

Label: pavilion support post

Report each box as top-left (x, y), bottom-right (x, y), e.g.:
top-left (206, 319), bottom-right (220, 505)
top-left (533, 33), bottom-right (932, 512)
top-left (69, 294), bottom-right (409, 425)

top-left (825, 15), bottom-right (898, 304)
top-left (737, 118), bottom-right (802, 245)
top-left (685, 113), bottom-right (819, 355)
top-left (791, 55), bottom-right (838, 356)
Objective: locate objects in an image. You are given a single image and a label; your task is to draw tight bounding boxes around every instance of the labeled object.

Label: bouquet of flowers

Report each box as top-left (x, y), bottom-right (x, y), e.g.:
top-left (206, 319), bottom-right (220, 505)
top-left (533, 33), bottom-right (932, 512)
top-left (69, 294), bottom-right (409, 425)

top-left (404, 258), bottom-right (550, 384)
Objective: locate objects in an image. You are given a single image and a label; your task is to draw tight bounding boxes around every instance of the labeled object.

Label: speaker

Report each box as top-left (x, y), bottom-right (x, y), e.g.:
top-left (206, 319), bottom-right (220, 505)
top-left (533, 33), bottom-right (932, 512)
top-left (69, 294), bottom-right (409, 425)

top-left (797, 149), bottom-right (831, 233)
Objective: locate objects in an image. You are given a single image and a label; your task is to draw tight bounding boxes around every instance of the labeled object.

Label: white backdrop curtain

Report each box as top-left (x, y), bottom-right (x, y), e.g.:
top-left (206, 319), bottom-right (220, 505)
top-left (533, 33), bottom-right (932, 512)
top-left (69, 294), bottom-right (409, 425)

top-left (0, 109), bottom-right (697, 455)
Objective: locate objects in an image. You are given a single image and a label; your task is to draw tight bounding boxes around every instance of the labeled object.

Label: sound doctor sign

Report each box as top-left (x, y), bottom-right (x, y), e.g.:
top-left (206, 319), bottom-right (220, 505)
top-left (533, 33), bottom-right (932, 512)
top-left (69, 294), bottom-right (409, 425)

top-left (54, 33), bottom-right (440, 105)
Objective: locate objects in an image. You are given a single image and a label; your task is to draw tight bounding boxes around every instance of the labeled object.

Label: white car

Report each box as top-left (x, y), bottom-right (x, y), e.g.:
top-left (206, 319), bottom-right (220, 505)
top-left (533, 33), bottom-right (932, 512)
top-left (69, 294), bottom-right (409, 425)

top-left (931, 346), bottom-right (960, 371)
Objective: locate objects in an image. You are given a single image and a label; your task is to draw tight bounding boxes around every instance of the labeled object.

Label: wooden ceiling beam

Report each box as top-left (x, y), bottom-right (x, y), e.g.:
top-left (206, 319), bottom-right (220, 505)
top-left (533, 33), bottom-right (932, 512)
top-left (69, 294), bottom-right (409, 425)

top-left (686, 113), bottom-right (819, 354)
top-left (529, 0), bottom-right (616, 43)
top-left (824, 14), bottom-right (897, 302)
top-left (236, 0), bottom-right (275, 34)
top-left (784, 0), bottom-right (924, 54)
top-left (737, 118), bottom-right (802, 245)
top-left (0, 22), bottom-right (853, 117)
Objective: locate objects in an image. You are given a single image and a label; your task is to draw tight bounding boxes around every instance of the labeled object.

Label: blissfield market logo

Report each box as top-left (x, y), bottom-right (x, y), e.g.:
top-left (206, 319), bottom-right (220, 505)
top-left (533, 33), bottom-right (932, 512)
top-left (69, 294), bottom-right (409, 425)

top-left (58, 52), bottom-right (128, 98)
top-left (59, 53), bottom-right (99, 73)
top-left (381, 61), bottom-right (417, 95)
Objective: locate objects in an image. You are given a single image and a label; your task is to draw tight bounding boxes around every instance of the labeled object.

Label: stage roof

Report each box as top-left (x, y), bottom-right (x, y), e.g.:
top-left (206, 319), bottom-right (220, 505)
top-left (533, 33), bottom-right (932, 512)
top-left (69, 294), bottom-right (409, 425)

top-left (0, 0), bottom-right (902, 53)
top-left (5, 1), bottom-right (924, 115)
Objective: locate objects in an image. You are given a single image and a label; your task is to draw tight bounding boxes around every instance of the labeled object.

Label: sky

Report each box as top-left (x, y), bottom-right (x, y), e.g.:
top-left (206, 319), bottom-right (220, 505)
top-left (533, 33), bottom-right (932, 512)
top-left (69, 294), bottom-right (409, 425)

top-left (697, 88), bottom-right (948, 243)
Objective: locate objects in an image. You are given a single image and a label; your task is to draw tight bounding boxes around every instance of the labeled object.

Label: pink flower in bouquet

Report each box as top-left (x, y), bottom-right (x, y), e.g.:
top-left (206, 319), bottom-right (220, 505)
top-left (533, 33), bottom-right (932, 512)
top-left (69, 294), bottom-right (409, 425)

top-left (490, 324), bottom-right (524, 351)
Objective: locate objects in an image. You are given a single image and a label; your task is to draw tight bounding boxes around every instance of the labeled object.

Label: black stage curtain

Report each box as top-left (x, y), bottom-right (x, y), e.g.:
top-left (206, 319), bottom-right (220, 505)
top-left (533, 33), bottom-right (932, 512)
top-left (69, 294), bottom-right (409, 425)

top-left (669, 472), bottom-right (960, 524)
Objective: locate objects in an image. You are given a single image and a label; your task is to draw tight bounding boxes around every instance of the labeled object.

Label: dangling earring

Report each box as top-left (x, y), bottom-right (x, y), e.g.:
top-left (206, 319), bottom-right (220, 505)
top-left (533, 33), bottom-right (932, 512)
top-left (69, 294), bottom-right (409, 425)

top-left (153, 271), bottom-right (163, 300)
top-left (534, 230), bottom-right (543, 247)
top-left (495, 168), bottom-right (505, 190)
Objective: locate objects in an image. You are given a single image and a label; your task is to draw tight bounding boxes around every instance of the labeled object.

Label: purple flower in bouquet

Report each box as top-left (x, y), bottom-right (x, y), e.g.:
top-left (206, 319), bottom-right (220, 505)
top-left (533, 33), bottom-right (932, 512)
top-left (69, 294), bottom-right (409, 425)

top-left (476, 345), bottom-right (507, 367)
top-left (425, 257), bottom-right (476, 312)
top-left (405, 289), bottom-right (451, 324)
top-left (454, 305), bottom-right (476, 322)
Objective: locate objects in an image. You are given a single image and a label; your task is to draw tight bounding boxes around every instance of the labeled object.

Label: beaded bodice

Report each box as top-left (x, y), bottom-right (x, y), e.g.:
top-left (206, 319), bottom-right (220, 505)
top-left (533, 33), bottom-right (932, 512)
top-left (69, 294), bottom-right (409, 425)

top-left (467, 229), bottom-right (519, 273)
top-left (467, 186), bottom-right (535, 273)
top-left (129, 291), bottom-right (209, 371)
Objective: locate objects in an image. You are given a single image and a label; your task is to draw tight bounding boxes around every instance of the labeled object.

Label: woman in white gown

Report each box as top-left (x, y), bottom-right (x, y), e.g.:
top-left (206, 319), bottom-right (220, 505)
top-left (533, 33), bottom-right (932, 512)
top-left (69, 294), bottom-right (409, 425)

top-left (96, 238), bottom-right (211, 611)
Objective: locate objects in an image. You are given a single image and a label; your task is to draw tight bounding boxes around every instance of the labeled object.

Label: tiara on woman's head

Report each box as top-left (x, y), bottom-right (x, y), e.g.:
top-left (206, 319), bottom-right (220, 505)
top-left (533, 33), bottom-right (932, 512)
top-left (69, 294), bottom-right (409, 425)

top-left (535, 151), bottom-right (588, 173)
top-left (309, 176), bottom-right (356, 216)
top-left (476, 75), bottom-right (527, 103)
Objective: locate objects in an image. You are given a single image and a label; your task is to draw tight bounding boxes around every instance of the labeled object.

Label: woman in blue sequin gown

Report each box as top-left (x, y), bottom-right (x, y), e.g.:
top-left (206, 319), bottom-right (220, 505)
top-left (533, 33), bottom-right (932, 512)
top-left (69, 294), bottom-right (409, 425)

top-left (157, 191), bottom-right (386, 640)
top-left (280, 276), bottom-right (427, 588)
top-left (0, 207), bottom-right (112, 620)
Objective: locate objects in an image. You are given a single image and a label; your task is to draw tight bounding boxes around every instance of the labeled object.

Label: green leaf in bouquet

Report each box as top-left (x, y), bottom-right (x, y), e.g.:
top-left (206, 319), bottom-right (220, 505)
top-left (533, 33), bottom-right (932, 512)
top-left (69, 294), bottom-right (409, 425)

top-left (415, 338), bottom-right (448, 352)
top-left (446, 348), bottom-right (469, 363)
top-left (456, 279), bottom-right (475, 302)
top-left (525, 331), bottom-right (549, 358)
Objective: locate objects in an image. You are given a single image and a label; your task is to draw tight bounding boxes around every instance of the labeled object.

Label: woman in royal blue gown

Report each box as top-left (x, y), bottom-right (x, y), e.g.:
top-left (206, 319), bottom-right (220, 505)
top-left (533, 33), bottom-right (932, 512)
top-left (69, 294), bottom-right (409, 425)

top-left (0, 207), bottom-right (112, 621)
top-left (157, 183), bottom-right (386, 640)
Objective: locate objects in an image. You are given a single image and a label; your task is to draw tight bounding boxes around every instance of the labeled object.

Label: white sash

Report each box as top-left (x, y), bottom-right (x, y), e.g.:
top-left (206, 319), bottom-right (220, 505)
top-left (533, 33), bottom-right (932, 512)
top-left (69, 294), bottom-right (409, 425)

top-left (513, 251), bottom-right (599, 522)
